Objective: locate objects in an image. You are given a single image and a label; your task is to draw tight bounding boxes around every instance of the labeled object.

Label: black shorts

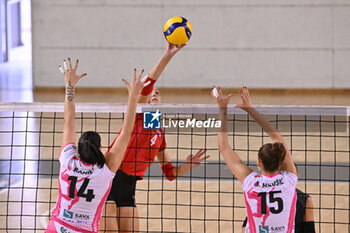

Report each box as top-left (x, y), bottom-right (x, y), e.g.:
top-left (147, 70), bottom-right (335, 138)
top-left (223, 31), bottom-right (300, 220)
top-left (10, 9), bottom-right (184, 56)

top-left (107, 169), bottom-right (140, 207)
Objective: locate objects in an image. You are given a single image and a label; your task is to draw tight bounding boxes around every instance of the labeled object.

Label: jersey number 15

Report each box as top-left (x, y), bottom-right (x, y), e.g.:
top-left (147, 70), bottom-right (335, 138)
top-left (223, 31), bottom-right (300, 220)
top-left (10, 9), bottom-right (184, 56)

top-left (258, 190), bottom-right (283, 214)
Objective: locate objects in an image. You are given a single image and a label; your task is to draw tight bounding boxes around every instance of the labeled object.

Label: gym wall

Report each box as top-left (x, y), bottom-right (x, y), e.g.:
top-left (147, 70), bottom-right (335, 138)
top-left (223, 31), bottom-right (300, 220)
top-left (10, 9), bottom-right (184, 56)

top-left (32, 0), bottom-right (350, 89)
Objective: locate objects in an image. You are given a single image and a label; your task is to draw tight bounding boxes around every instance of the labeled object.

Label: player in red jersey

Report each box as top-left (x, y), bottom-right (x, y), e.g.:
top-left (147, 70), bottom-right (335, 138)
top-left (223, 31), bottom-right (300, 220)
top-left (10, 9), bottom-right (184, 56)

top-left (213, 86), bottom-right (298, 233)
top-left (103, 43), bottom-right (209, 232)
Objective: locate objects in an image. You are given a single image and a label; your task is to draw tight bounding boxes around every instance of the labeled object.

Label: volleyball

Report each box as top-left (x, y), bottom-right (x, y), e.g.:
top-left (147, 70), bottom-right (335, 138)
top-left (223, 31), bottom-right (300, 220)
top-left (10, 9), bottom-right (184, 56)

top-left (163, 16), bottom-right (192, 45)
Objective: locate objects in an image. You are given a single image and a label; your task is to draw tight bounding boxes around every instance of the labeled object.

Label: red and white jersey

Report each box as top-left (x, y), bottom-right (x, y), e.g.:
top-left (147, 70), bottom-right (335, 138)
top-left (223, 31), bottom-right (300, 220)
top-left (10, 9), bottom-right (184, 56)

top-left (243, 171), bottom-right (298, 233)
top-left (51, 143), bottom-right (114, 232)
top-left (108, 113), bottom-right (166, 178)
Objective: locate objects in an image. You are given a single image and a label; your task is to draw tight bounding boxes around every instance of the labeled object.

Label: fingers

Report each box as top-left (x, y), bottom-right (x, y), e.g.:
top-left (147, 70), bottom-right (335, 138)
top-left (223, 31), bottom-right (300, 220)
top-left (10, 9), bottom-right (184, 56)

top-left (63, 60), bottom-right (68, 72)
top-left (240, 86), bottom-right (250, 104)
top-left (244, 86), bottom-right (250, 98)
top-left (133, 68), bottom-right (137, 82)
top-left (193, 149), bottom-right (206, 158)
top-left (61, 58), bottom-right (77, 73)
top-left (200, 155), bottom-right (210, 162)
top-left (78, 73), bottom-right (87, 79)
top-left (242, 86), bottom-right (249, 97)
top-left (74, 59), bottom-right (79, 72)
top-left (122, 78), bottom-right (129, 87)
top-left (211, 86), bottom-right (219, 98)
top-left (217, 87), bottom-right (223, 98)
top-left (68, 57), bottom-right (73, 71)
top-left (238, 89), bottom-right (244, 100)
top-left (189, 150), bottom-right (209, 165)
top-left (176, 44), bottom-right (186, 50)
top-left (58, 66), bottom-right (65, 74)
top-left (137, 69), bottom-right (144, 82)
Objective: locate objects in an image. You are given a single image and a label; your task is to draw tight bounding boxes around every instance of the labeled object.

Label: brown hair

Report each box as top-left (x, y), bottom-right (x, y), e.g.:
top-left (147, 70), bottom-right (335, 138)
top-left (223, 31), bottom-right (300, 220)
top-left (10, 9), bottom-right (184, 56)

top-left (258, 142), bottom-right (286, 172)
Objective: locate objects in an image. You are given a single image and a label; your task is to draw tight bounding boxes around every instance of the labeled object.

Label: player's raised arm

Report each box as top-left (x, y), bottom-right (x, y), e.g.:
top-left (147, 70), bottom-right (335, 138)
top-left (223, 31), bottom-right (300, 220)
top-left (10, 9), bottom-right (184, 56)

top-left (212, 87), bottom-right (253, 183)
top-left (138, 42), bottom-right (185, 103)
top-left (60, 58), bottom-right (87, 149)
top-left (236, 86), bottom-right (297, 175)
top-left (105, 69), bottom-right (144, 173)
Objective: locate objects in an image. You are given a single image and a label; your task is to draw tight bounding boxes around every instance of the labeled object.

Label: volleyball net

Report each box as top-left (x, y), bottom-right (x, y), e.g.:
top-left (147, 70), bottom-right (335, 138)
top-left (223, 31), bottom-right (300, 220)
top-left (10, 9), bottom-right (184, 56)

top-left (0, 103), bottom-right (349, 232)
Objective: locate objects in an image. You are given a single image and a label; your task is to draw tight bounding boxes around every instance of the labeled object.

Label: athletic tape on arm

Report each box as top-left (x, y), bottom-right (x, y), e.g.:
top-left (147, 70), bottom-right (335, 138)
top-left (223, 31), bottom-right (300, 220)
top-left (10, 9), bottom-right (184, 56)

top-left (161, 162), bottom-right (176, 181)
top-left (141, 77), bottom-right (156, 96)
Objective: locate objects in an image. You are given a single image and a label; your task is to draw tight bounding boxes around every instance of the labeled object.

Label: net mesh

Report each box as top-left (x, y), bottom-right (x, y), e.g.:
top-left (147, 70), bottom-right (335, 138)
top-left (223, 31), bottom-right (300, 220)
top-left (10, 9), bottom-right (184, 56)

top-left (0, 103), bottom-right (349, 232)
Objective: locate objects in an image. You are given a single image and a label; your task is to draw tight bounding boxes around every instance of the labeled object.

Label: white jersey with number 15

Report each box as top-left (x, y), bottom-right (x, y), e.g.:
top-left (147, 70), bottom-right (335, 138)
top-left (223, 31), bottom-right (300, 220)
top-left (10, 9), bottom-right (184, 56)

top-left (243, 171), bottom-right (298, 233)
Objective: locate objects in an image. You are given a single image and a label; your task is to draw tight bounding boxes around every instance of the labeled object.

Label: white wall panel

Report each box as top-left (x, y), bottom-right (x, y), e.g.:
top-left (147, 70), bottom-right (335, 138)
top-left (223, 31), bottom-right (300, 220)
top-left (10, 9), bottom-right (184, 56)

top-left (335, 51), bottom-right (350, 88)
top-left (334, 7), bottom-right (350, 48)
top-left (162, 50), bottom-right (332, 88)
top-left (34, 49), bottom-right (164, 87)
top-left (32, 0), bottom-right (350, 89)
top-left (32, 5), bottom-right (162, 47)
top-left (163, 7), bottom-right (333, 48)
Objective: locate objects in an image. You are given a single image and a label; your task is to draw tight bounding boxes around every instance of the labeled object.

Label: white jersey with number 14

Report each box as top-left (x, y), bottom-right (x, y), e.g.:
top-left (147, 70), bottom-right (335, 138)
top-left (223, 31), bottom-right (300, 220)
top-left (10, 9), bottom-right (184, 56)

top-left (50, 143), bottom-right (115, 233)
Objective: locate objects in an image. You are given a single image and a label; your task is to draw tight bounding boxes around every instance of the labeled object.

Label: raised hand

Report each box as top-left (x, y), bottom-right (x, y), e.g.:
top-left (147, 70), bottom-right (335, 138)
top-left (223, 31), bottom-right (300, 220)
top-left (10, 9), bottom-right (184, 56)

top-left (211, 86), bottom-right (233, 108)
top-left (165, 42), bottom-right (186, 56)
top-left (122, 69), bottom-right (145, 98)
top-left (235, 86), bottom-right (252, 110)
top-left (59, 58), bottom-right (87, 87)
top-left (185, 149), bottom-right (209, 169)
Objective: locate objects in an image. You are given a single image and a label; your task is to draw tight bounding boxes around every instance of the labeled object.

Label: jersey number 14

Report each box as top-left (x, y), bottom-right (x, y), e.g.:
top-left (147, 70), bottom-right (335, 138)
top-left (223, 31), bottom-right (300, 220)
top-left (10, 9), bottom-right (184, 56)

top-left (68, 176), bottom-right (96, 202)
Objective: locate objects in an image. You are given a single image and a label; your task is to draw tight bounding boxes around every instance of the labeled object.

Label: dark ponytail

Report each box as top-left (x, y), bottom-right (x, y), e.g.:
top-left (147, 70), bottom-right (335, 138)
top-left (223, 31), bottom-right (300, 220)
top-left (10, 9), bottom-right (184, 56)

top-left (78, 131), bottom-right (105, 168)
top-left (258, 142), bottom-right (286, 172)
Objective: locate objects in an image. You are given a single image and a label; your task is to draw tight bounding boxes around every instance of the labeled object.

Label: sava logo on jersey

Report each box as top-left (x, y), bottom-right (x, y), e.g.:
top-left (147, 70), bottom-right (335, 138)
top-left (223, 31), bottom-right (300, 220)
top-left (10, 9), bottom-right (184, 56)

top-left (63, 209), bottom-right (90, 220)
top-left (75, 213), bottom-right (90, 220)
top-left (259, 225), bottom-right (286, 233)
top-left (63, 209), bottom-right (73, 219)
top-left (259, 225), bottom-right (269, 233)
top-left (254, 178), bottom-right (284, 188)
